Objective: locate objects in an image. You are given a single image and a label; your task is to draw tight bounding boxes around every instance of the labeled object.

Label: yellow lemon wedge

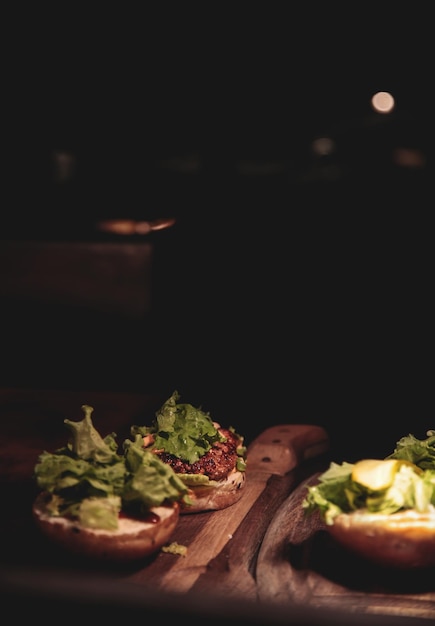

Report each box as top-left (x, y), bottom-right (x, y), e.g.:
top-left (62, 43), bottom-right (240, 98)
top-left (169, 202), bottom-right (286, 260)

top-left (351, 459), bottom-right (406, 491)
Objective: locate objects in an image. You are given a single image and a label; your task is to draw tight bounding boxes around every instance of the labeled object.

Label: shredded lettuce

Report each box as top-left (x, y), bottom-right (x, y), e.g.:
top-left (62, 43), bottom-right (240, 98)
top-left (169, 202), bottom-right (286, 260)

top-left (131, 390), bottom-right (239, 465)
top-left (303, 430), bottom-right (435, 525)
top-left (303, 462), bottom-right (435, 524)
top-left (34, 405), bottom-right (190, 530)
top-left (122, 435), bottom-right (191, 509)
top-left (386, 429), bottom-right (435, 469)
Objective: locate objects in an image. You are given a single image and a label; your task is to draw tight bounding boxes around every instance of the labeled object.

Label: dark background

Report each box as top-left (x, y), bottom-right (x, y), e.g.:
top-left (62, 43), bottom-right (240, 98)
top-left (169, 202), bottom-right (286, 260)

top-left (3, 6), bottom-right (435, 461)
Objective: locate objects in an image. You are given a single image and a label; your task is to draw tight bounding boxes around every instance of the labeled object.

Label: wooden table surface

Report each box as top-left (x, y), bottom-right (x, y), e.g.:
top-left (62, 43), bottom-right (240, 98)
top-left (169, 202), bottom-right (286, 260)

top-left (1, 388), bottom-right (431, 626)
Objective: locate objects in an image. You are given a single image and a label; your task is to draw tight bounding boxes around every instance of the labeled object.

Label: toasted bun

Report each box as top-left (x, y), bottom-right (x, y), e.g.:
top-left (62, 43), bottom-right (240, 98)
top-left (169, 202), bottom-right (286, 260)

top-left (328, 509), bottom-right (435, 569)
top-left (32, 493), bottom-right (180, 562)
top-left (181, 469), bottom-right (246, 514)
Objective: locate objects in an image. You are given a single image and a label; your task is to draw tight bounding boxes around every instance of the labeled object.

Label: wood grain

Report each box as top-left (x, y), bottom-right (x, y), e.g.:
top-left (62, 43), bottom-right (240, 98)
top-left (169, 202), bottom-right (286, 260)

top-left (124, 424), bottom-right (330, 598)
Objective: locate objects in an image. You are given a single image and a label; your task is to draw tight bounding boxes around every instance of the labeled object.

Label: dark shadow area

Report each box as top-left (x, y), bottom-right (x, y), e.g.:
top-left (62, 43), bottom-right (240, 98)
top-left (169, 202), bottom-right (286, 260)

top-left (3, 9), bottom-right (435, 460)
top-left (3, 160), bottom-right (434, 461)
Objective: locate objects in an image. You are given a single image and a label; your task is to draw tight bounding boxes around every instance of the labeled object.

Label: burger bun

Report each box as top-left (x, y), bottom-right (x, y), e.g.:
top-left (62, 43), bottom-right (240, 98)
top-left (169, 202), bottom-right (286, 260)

top-left (32, 493), bottom-right (180, 562)
top-left (328, 508), bottom-right (435, 569)
top-left (181, 469), bottom-right (246, 514)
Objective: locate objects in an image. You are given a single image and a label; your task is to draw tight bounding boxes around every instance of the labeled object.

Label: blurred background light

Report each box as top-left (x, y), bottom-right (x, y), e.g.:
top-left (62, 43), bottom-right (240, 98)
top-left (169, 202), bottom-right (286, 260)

top-left (52, 150), bottom-right (76, 183)
top-left (371, 91), bottom-right (395, 114)
top-left (312, 137), bottom-right (335, 157)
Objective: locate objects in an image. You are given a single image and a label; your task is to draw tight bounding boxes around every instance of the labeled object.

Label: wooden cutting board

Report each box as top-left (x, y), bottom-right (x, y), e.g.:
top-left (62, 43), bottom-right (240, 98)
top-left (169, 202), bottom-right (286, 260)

top-left (256, 473), bottom-right (435, 622)
top-left (14, 422), bottom-right (329, 601)
top-left (3, 387), bottom-right (435, 623)
top-left (0, 387), bottom-right (330, 605)
top-left (123, 423), bottom-right (330, 599)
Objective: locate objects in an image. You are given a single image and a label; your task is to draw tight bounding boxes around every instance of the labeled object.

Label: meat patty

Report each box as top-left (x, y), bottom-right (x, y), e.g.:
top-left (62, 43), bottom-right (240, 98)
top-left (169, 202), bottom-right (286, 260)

top-left (154, 428), bottom-right (240, 481)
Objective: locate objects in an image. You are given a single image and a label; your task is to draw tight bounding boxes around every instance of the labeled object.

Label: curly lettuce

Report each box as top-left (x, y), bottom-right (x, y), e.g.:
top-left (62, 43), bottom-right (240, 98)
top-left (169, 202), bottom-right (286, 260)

top-left (131, 390), bottom-right (228, 464)
top-left (34, 405), bottom-right (189, 530)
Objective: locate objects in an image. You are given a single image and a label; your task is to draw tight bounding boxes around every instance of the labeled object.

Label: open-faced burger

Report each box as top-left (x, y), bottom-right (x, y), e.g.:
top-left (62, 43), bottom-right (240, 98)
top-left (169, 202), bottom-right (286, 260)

top-left (32, 404), bottom-right (190, 561)
top-left (130, 391), bottom-right (247, 513)
top-left (302, 429), bottom-right (435, 569)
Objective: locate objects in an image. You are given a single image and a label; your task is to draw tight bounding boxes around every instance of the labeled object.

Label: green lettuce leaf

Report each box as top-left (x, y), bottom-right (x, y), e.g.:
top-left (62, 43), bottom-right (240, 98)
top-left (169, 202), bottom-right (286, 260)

top-left (303, 460), bottom-right (435, 525)
top-left (34, 405), bottom-right (190, 529)
top-left (387, 430), bottom-right (435, 469)
top-left (131, 390), bottom-right (226, 464)
top-left (122, 435), bottom-right (191, 509)
top-left (65, 404), bottom-right (119, 463)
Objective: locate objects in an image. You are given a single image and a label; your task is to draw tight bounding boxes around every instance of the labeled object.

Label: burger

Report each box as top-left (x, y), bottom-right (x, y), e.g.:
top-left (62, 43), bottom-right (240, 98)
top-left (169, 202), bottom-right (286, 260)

top-left (130, 391), bottom-right (247, 513)
top-left (32, 404), bottom-right (190, 561)
top-left (302, 429), bottom-right (435, 569)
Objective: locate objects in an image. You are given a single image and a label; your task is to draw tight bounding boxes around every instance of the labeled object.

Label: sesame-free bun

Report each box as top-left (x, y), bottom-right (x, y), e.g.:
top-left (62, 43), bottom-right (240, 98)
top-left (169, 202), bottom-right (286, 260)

top-left (328, 508), bottom-right (435, 569)
top-left (32, 493), bottom-right (180, 562)
top-left (181, 469), bottom-right (246, 514)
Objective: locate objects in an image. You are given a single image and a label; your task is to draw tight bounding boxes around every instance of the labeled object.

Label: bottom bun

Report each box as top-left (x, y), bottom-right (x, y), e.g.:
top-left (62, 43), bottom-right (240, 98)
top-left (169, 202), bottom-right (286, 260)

top-left (181, 470), bottom-right (246, 514)
top-left (328, 509), bottom-right (435, 569)
top-left (32, 493), bottom-right (180, 562)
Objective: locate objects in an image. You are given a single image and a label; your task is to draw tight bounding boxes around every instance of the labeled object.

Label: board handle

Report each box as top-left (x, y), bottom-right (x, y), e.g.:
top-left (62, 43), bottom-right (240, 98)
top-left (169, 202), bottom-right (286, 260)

top-left (247, 424), bottom-right (329, 476)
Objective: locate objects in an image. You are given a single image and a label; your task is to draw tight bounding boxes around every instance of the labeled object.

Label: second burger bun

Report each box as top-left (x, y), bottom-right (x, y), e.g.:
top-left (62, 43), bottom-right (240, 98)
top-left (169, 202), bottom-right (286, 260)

top-left (181, 469), bottom-right (246, 514)
top-left (33, 493), bottom-right (180, 562)
top-left (328, 509), bottom-right (435, 569)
